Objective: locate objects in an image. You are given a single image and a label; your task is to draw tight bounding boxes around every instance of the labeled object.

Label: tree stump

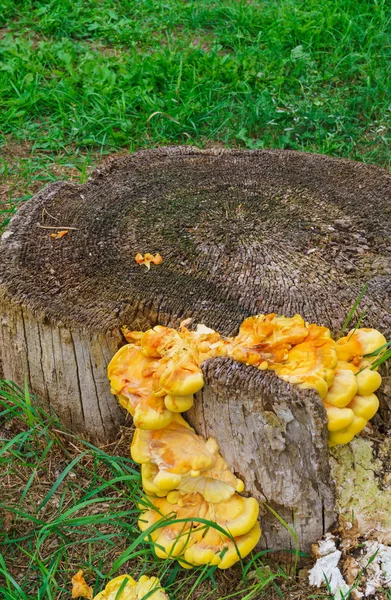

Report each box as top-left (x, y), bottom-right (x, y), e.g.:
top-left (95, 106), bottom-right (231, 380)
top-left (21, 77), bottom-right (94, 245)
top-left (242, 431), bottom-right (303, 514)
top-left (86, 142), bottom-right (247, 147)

top-left (1, 146), bottom-right (390, 551)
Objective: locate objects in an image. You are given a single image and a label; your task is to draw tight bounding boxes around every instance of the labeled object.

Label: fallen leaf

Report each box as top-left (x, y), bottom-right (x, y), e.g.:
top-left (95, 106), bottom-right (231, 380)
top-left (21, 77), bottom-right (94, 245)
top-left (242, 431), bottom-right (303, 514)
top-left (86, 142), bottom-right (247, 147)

top-left (50, 230), bottom-right (69, 239)
top-left (343, 555), bottom-right (362, 586)
top-left (2, 511), bottom-right (12, 532)
top-left (71, 570), bottom-right (93, 599)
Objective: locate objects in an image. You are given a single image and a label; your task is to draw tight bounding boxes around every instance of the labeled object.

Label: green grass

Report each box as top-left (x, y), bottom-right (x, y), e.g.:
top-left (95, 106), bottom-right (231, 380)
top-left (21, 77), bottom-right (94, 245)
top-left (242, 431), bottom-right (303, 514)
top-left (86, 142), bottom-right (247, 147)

top-left (1, 2), bottom-right (391, 597)
top-left (2, 382), bottom-right (385, 599)
top-left (0, 381), bottom-right (293, 600)
top-left (1, 0), bottom-right (391, 229)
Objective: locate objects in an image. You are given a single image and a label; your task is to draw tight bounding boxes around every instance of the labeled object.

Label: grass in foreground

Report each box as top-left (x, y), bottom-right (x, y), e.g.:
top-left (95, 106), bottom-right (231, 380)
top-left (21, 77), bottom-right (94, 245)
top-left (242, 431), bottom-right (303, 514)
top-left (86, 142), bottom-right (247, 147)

top-left (1, 380), bottom-right (306, 600)
top-left (3, 381), bottom-right (390, 599)
top-left (1, 0), bottom-right (391, 230)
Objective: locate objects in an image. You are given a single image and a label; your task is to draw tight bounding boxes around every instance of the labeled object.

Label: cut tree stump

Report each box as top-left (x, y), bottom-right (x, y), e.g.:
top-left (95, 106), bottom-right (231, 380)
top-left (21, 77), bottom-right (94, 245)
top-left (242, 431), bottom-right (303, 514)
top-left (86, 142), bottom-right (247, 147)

top-left (1, 146), bottom-right (391, 552)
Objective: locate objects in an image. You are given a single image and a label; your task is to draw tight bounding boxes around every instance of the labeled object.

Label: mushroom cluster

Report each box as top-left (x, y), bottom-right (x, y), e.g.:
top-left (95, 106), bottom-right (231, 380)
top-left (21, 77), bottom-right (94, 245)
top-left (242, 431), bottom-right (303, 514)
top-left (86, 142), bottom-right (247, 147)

top-left (107, 314), bottom-right (386, 569)
top-left (139, 492), bottom-right (260, 569)
top-left (325, 328), bottom-right (385, 446)
top-left (108, 324), bottom-right (261, 568)
top-left (93, 574), bottom-right (169, 600)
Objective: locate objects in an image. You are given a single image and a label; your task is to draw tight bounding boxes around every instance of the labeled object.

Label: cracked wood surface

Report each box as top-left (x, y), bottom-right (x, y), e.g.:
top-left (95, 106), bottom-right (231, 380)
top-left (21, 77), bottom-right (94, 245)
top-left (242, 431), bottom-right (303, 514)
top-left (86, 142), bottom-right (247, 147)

top-left (188, 358), bottom-right (336, 552)
top-left (0, 146), bottom-right (390, 550)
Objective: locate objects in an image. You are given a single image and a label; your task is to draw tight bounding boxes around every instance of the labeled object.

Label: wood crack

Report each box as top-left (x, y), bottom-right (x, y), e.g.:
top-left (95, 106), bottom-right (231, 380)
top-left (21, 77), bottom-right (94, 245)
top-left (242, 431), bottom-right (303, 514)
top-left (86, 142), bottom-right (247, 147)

top-left (69, 331), bottom-right (86, 426)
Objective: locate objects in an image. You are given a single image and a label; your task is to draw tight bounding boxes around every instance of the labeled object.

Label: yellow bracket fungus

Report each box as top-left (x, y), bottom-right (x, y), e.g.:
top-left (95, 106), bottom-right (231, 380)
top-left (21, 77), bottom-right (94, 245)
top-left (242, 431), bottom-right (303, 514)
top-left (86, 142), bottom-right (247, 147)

top-left (138, 491), bottom-right (260, 569)
top-left (93, 574), bottom-right (169, 600)
top-left (132, 414), bottom-right (244, 502)
top-left (336, 328), bottom-right (386, 363)
top-left (107, 345), bottom-right (173, 430)
top-left (107, 314), bottom-right (387, 571)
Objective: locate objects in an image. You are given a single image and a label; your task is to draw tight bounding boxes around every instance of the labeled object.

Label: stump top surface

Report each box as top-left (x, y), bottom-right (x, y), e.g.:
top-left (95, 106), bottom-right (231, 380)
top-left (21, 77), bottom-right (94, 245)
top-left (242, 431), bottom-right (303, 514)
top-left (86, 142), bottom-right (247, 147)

top-left (1, 146), bottom-right (390, 335)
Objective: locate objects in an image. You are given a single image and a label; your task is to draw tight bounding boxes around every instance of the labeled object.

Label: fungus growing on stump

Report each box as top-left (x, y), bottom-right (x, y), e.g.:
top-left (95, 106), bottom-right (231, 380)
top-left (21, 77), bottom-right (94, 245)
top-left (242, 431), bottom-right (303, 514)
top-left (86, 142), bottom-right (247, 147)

top-left (139, 492), bottom-right (261, 569)
top-left (131, 415), bottom-right (244, 501)
top-left (1, 146), bottom-right (391, 552)
top-left (107, 318), bottom-right (386, 567)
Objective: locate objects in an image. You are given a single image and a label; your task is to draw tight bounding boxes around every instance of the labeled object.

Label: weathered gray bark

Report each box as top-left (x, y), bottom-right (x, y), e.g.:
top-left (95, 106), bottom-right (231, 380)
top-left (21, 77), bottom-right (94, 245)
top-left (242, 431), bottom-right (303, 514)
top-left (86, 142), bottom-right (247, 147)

top-left (1, 145), bottom-right (390, 550)
top-left (189, 358), bottom-right (336, 552)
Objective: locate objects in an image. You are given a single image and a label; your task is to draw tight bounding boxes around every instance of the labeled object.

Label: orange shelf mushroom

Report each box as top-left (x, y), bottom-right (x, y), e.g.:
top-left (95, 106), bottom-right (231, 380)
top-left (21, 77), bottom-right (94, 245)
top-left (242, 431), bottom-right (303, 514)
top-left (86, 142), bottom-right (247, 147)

top-left (107, 345), bottom-right (173, 430)
top-left (135, 252), bottom-right (163, 270)
top-left (269, 338), bottom-right (337, 399)
top-left (131, 414), bottom-right (244, 502)
top-left (336, 328), bottom-right (386, 363)
top-left (107, 313), bottom-right (387, 572)
top-left (121, 325), bottom-right (205, 412)
top-left (229, 313), bottom-right (310, 365)
top-left (93, 574), bottom-right (169, 600)
top-left (138, 491), bottom-right (260, 569)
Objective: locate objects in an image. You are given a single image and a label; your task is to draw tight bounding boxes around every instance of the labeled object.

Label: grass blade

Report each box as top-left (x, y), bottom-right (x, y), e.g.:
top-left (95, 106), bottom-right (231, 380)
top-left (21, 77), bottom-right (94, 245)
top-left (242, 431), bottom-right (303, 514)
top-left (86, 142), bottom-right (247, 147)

top-left (36, 451), bottom-right (87, 512)
top-left (338, 283), bottom-right (368, 339)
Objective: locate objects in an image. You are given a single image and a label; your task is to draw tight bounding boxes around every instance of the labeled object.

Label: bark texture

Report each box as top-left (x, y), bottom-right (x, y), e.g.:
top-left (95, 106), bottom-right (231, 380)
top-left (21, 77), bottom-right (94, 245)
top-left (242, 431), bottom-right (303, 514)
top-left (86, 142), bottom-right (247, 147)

top-left (189, 358), bottom-right (336, 552)
top-left (1, 146), bottom-right (390, 549)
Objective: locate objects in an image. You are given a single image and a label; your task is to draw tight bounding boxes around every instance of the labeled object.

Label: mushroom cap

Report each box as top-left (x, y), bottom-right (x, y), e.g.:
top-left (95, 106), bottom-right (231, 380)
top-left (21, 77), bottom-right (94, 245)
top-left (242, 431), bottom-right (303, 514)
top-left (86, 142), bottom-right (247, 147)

top-left (140, 456), bottom-right (244, 503)
top-left (141, 463), bottom-right (171, 497)
top-left (108, 345), bottom-right (173, 429)
top-left (233, 313), bottom-right (276, 345)
top-left (182, 522), bottom-right (261, 570)
top-left (335, 360), bottom-right (357, 373)
top-left (118, 393), bottom-right (173, 430)
top-left (235, 314), bottom-right (308, 347)
top-left (131, 415), bottom-right (217, 474)
top-left (208, 493), bottom-right (259, 537)
top-left (323, 368), bottom-right (358, 408)
top-left (305, 324), bottom-right (332, 341)
top-left (347, 394), bottom-right (379, 421)
top-left (177, 454), bottom-right (245, 503)
top-left (152, 351), bottom-right (204, 397)
top-left (336, 328), bottom-right (387, 362)
top-left (141, 326), bottom-right (182, 358)
top-left (132, 415), bottom-right (242, 502)
top-left (355, 369), bottom-right (382, 396)
top-left (270, 339), bottom-right (337, 398)
top-left (323, 404), bottom-right (355, 432)
top-left (332, 359), bottom-right (382, 402)
top-left (181, 323), bottom-right (222, 362)
top-left (139, 492), bottom-right (260, 567)
top-left (327, 393), bottom-right (380, 446)
top-left (328, 416), bottom-right (368, 447)
top-left (164, 394), bottom-right (194, 413)
top-left (138, 493), bottom-right (210, 559)
top-left (92, 575), bottom-right (169, 600)
top-left (230, 313), bottom-right (310, 364)
top-left (107, 344), bottom-right (155, 397)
